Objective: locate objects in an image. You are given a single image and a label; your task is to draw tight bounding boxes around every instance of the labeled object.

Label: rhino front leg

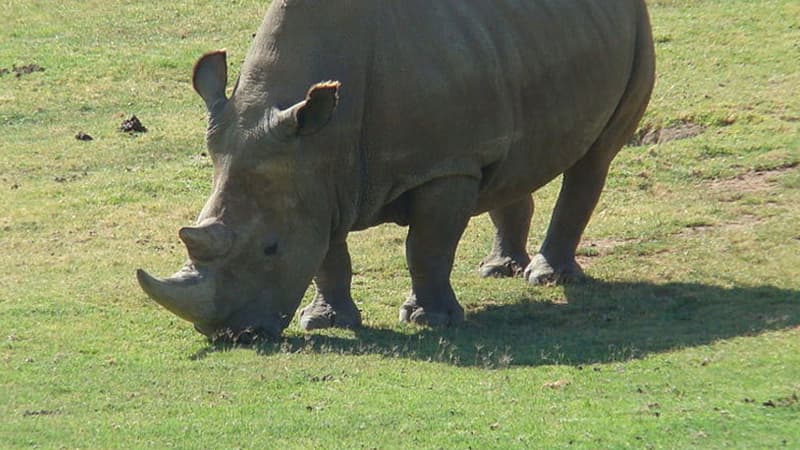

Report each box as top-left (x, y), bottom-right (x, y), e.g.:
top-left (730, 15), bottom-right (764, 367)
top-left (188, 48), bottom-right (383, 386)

top-left (479, 195), bottom-right (533, 278)
top-left (299, 239), bottom-right (362, 330)
top-left (399, 176), bottom-right (478, 326)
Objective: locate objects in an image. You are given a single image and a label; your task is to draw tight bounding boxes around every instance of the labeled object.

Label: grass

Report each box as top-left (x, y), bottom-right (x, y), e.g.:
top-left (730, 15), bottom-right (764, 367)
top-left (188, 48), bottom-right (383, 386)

top-left (2, 0), bottom-right (799, 448)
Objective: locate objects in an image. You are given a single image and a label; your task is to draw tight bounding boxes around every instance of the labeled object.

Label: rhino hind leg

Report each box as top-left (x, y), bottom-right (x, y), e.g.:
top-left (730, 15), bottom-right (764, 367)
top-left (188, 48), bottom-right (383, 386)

top-left (524, 150), bottom-right (611, 285)
top-left (527, 11), bottom-right (654, 286)
top-left (300, 239), bottom-right (362, 331)
top-left (527, 56), bottom-right (653, 285)
top-left (399, 176), bottom-right (478, 326)
top-left (479, 196), bottom-right (533, 278)
top-left (528, 150), bottom-right (619, 285)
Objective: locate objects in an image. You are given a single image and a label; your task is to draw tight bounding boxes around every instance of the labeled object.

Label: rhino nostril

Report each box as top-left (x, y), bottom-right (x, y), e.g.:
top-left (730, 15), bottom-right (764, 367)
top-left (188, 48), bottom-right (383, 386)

top-left (263, 242), bottom-right (279, 256)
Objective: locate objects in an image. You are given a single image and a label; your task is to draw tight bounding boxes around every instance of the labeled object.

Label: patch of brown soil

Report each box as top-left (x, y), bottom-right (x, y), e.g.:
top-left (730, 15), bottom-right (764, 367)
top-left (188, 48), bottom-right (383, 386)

top-left (583, 238), bottom-right (638, 253)
top-left (0, 64), bottom-right (45, 78)
top-left (52, 171), bottom-right (88, 184)
top-left (543, 379), bottom-right (571, 389)
top-left (23, 409), bottom-right (60, 417)
top-left (629, 121), bottom-right (706, 146)
top-left (677, 215), bottom-right (764, 238)
top-left (676, 163), bottom-right (795, 236)
top-left (465, 298), bottom-right (505, 314)
top-left (710, 161), bottom-right (798, 195)
top-left (762, 393), bottom-right (798, 408)
top-left (576, 238), bottom-right (638, 268)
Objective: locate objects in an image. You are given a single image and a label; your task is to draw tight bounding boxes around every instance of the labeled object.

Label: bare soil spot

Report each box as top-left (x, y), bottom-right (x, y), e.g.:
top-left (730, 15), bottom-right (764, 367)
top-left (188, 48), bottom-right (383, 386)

top-left (23, 409), bottom-right (60, 417)
top-left (762, 393), bottom-right (798, 408)
top-left (52, 171), bottom-right (88, 184)
top-left (119, 115), bottom-right (147, 133)
top-left (543, 379), bottom-right (571, 389)
top-left (681, 164), bottom-right (798, 235)
top-left (0, 64), bottom-right (45, 78)
top-left (465, 298), bottom-right (506, 314)
top-left (629, 121), bottom-right (706, 146)
top-left (576, 238), bottom-right (639, 267)
top-left (710, 161), bottom-right (798, 196)
top-left (677, 215), bottom-right (765, 238)
top-left (581, 238), bottom-right (639, 254)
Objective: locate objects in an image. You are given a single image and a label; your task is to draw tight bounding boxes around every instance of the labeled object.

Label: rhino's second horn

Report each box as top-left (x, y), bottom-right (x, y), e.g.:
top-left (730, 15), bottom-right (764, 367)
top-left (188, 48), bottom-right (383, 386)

top-left (136, 267), bottom-right (218, 324)
top-left (179, 222), bottom-right (233, 262)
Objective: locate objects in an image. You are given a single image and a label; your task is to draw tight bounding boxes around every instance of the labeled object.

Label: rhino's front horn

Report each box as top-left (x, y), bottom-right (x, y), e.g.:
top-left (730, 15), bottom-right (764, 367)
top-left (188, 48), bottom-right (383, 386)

top-left (179, 222), bottom-right (233, 262)
top-left (136, 267), bottom-right (218, 324)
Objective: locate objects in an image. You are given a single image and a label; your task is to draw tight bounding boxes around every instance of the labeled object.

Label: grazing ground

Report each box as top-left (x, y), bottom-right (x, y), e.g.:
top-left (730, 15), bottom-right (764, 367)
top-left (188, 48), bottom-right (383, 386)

top-left (1, 0), bottom-right (799, 448)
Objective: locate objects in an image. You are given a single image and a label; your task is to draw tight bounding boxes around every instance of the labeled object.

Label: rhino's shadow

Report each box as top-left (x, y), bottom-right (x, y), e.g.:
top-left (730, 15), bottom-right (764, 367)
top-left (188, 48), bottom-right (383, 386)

top-left (195, 278), bottom-right (800, 367)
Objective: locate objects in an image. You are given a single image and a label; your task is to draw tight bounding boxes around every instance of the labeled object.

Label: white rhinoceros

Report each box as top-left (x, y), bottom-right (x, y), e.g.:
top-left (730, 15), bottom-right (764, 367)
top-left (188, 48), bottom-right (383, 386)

top-left (137, 0), bottom-right (655, 339)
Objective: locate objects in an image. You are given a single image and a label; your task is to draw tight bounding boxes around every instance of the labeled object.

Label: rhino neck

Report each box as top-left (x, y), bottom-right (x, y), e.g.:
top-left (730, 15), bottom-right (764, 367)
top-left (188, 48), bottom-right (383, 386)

top-left (238, 1), bottom-right (373, 110)
top-left (231, 1), bottom-right (375, 237)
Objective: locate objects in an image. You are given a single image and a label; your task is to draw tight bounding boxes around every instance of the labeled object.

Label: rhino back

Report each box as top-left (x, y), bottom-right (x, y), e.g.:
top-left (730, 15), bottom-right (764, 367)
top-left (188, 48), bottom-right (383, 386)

top-left (358, 1), bottom-right (644, 224)
top-left (235, 0), bottom-right (648, 230)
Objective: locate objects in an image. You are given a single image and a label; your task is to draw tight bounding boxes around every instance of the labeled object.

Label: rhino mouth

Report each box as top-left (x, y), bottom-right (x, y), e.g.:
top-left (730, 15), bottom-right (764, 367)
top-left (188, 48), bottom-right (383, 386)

top-left (193, 310), bottom-right (292, 344)
top-left (138, 266), bottom-right (293, 341)
top-left (201, 325), bottom-right (277, 345)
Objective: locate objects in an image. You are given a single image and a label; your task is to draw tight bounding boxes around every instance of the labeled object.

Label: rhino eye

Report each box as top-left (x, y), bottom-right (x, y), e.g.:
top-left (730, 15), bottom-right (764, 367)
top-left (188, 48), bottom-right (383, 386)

top-left (263, 242), bottom-right (279, 256)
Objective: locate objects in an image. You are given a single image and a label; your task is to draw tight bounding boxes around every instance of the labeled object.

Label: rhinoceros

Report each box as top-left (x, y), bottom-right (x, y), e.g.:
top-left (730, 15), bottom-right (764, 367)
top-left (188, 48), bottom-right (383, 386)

top-left (136, 0), bottom-right (655, 339)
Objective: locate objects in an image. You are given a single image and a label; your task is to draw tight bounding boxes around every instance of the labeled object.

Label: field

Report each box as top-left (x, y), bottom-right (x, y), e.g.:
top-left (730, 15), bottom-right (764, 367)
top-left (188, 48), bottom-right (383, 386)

top-left (2, 0), bottom-right (799, 448)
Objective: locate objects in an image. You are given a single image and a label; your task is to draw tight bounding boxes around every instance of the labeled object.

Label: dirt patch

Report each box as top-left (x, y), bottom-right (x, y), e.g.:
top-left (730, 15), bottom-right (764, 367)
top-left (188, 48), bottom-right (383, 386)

top-left (119, 115), bottom-right (147, 133)
top-left (0, 64), bottom-right (45, 78)
top-left (543, 379), bottom-right (571, 389)
top-left (762, 393), bottom-right (798, 408)
top-left (629, 121), bottom-right (706, 146)
top-left (581, 238), bottom-right (638, 254)
top-left (754, 161), bottom-right (799, 174)
top-left (576, 238), bottom-right (638, 267)
top-left (53, 171), bottom-right (88, 184)
top-left (710, 161), bottom-right (798, 195)
top-left (23, 409), bottom-right (60, 417)
top-left (673, 164), bottom-right (800, 236)
top-left (677, 215), bottom-right (765, 238)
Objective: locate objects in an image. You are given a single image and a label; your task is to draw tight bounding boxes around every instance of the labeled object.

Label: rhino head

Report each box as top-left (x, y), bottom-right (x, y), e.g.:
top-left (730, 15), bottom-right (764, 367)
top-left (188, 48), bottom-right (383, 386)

top-left (137, 51), bottom-right (342, 340)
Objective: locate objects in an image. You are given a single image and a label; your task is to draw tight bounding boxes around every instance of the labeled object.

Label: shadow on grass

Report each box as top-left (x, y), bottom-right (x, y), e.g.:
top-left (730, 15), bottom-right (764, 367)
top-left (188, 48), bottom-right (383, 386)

top-left (193, 278), bottom-right (800, 367)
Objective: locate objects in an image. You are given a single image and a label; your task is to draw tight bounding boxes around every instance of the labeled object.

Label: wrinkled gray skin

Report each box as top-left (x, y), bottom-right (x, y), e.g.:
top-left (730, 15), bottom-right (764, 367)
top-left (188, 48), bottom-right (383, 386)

top-left (137, 0), bottom-right (655, 339)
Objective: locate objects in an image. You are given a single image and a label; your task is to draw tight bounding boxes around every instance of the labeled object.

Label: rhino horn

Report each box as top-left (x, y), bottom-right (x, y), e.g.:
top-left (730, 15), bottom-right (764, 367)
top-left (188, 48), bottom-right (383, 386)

top-left (136, 267), bottom-right (217, 324)
top-left (179, 222), bottom-right (233, 262)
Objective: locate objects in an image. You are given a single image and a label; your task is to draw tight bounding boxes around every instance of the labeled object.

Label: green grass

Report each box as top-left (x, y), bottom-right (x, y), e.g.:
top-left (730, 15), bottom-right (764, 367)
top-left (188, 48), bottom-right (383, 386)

top-left (2, 0), bottom-right (799, 448)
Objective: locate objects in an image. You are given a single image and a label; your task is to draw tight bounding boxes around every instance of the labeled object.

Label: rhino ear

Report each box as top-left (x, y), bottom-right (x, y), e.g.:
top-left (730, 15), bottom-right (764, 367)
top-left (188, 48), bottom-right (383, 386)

top-left (269, 81), bottom-right (340, 139)
top-left (296, 81), bottom-right (340, 135)
top-left (193, 50), bottom-right (229, 121)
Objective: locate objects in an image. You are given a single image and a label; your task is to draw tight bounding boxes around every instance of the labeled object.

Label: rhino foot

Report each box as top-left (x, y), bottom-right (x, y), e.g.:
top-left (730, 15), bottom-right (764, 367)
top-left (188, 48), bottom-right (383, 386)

top-left (524, 253), bottom-right (584, 286)
top-left (299, 296), bottom-right (361, 331)
top-left (399, 295), bottom-right (465, 327)
top-left (479, 255), bottom-right (530, 278)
